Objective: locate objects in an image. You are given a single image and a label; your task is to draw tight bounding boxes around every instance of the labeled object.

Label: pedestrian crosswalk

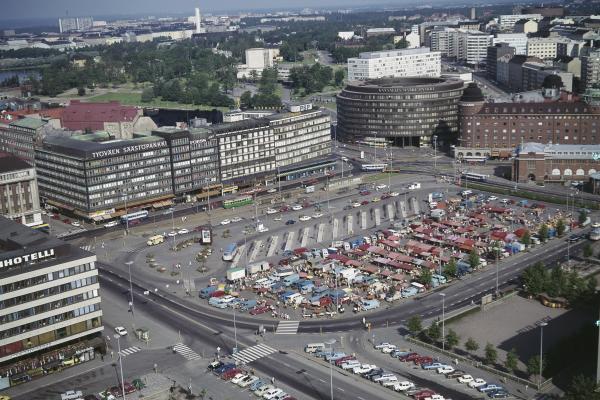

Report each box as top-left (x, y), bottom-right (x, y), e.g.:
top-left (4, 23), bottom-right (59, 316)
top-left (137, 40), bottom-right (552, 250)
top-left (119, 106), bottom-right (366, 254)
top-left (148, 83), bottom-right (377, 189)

top-left (80, 245), bottom-right (92, 251)
top-left (275, 321), bottom-right (300, 335)
top-left (119, 346), bottom-right (141, 357)
top-left (232, 344), bottom-right (277, 365)
top-left (172, 343), bottom-right (202, 361)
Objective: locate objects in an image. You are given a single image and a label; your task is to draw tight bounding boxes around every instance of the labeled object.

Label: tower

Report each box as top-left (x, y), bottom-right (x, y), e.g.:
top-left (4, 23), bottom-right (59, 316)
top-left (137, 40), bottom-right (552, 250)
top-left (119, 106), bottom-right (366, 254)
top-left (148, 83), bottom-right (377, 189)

top-left (195, 7), bottom-right (201, 34)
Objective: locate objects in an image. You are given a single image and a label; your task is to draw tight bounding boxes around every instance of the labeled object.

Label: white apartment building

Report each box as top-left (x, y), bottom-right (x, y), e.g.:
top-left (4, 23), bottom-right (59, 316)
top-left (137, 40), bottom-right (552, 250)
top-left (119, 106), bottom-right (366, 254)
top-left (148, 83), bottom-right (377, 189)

top-left (498, 14), bottom-right (542, 30)
top-left (527, 37), bottom-right (559, 59)
top-left (347, 47), bottom-right (441, 81)
top-left (494, 33), bottom-right (528, 55)
top-left (430, 28), bottom-right (491, 65)
top-left (0, 220), bottom-right (102, 378)
top-left (0, 154), bottom-right (43, 227)
top-left (237, 48), bottom-right (281, 79)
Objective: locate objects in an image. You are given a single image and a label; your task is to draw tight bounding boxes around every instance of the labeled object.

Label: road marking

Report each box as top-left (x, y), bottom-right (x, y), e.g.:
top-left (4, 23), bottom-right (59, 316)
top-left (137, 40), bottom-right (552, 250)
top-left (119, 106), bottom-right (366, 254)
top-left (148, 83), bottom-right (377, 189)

top-left (275, 320), bottom-right (300, 335)
top-left (318, 378), bottom-right (326, 383)
top-left (118, 346), bottom-right (141, 357)
top-left (173, 343), bottom-right (202, 361)
top-left (337, 387), bottom-right (345, 392)
top-left (232, 343), bottom-right (277, 364)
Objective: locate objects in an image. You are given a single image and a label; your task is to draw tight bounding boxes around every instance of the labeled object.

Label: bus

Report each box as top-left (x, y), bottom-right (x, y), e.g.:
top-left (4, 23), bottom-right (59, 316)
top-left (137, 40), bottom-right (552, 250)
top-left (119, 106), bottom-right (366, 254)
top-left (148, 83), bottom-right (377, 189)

top-left (223, 196), bottom-right (253, 209)
top-left (361, 163), bottom-right (386, 172)
top-left (223, 243), bottom-right (237, 261)
top-left (120, 210), bottom-right (149, 224)
top-left (147, 235), bottom-right (164, 246)
top-left (461, 172), bottom-right (489, 182)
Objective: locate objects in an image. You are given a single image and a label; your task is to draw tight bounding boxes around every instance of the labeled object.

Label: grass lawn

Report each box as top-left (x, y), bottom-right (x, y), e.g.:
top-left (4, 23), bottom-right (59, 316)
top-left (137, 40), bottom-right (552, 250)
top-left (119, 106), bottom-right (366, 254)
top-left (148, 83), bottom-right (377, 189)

top-left (88, 92), bottom-right (228, 111)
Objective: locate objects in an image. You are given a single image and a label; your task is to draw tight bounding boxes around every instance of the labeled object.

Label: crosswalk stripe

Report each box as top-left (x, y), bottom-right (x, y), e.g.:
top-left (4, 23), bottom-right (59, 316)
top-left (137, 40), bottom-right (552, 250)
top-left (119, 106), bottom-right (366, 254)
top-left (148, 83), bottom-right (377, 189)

top-left (275, 321), bottom-right (300, 335)
top-left (231, 344), bottom-right (277, 364)
top-left (118, 346), bottom-right (141, 357)
top-left (172, 343), bottom-right (202, 360)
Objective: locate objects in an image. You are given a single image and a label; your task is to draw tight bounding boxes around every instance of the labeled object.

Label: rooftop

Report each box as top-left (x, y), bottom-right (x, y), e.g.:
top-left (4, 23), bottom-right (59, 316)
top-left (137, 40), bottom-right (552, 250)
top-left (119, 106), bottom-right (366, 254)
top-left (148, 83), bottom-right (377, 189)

top-left (355, 47), bottom-right (438, 59)
top-left (41, 134), bottom-right (166, 159)
top-left (0, 152), bottom-right (32, 173)
top-left (10, 117), bottom-right (48, 130)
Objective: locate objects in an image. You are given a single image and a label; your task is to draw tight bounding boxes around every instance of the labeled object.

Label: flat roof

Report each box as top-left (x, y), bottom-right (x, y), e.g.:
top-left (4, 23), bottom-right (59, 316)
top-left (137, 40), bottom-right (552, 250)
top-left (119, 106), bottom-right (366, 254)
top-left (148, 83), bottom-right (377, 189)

top-left (10, 117), bottom-right (47, 130)
top-left (0, 152), bottom-right (32, 173)
top-left (40, 134), bottom-right (167, 159)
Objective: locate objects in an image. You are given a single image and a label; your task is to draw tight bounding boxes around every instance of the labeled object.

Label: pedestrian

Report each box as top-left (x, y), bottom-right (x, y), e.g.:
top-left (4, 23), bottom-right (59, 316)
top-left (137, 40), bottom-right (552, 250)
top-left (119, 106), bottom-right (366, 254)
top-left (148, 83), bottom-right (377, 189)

top-left (110, 351), bottom-right (114, 359)
top-left (271, 377), bottom-right (275, 384)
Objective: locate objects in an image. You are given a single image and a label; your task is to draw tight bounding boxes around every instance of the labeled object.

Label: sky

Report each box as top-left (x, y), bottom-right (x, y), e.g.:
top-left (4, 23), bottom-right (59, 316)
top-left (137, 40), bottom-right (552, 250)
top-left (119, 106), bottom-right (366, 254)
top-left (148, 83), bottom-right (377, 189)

top-left (2, 0), bottom-right (411, 20)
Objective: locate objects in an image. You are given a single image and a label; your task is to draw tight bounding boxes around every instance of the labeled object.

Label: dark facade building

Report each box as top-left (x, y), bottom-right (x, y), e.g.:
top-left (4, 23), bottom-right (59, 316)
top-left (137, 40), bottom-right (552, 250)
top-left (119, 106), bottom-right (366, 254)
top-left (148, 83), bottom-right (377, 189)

top-left (487, 43), bottom-right (515, 81)
top-left (507, 55), bottom-right (543, 92)
top-left (456, 83), bottom-right (600, 161)
top-left (336, 77), bottom-right (464, 147)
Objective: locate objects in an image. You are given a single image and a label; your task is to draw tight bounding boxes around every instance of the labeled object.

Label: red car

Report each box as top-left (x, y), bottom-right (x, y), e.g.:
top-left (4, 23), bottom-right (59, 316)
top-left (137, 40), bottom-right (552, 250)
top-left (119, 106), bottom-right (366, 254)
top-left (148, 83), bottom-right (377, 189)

top-left (334, 356), bottom-right (355, 366)
top-left (280, 206), bottom-right (290, 212)
top-left (122, 382), bottom-right (136, 394)
top-left (381, 194), bottom-right (391, 199)
top-left (413, 389), bottom-right (435, 400)
top-left (413, 356), bottom-right (433, 365)
top-left (221, 368), bottom-right (241, 380)
top-left (360, 190), bottom-right (371, 196)
top-left (361, 200), bottom-right (369, 206)
top-left (399, 353), bottom-right (419, 362)
top-left (250, 306), bottom-right (270, 315)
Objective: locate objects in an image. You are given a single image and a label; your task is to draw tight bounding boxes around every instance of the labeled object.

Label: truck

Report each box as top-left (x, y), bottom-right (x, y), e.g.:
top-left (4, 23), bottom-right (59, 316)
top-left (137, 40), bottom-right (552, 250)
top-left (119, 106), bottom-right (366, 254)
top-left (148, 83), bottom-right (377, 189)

top-left (226, 267), bottom-right (246, 281)
top-left (305, 185), bottom-right (315, 194)
top-left (283, 273), bottom-right (300, 286)
top-left (199, 286), bottom-right (217, 299)
top-left (360, 299), bottom-right (380, 311)
top-left (147, 235), bottom-right (164, 246)
top-left (240, 299), bottom-right (258, 311)
top-left (246, 261), bottom-right (271, 275)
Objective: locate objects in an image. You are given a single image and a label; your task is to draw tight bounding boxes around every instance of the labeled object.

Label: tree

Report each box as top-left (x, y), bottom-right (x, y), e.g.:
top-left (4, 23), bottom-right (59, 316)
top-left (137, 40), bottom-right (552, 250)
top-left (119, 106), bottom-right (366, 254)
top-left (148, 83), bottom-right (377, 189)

top-left (239, 90), bottom-right (253, 109)
top-left (504, 348), bottom-right (518, 372)
top-left (484, 343), bottom-right (497, 365)
top-left (556, 219), bottom-right (566, 237)
top-left (141, 86), bottom-right (155, 103)
top-left (527, 355), bottom-right (545, 377)
top-left (334, 69), bottom-right (345, 86)
top-left (465, 337), bottom-right (479, 352)
top-left (419, 267), bottom-right (433, 286)
top-left (584, 243), bottom-right (593, 258)
top-left (395, 38), bottom-right (409, 49)
top-left (521, 262), bottom-right (547, 296)
top-left (77, 86), bottom-right (86, 96)
top-left (427, 320), bottom-right (441, 342)
top-left (443, 258), bottom-right (457, 278)
top-left (445, 329), bottom-right (460, 350)
top-left (407, 315), bottom-right (422, 336)
top-left (521, 230), bottom-right (531, 247)
top-left (564, 374), bottom-right (600, 400)
top-left (538, 224), bottom-right (549, 241)
top-left (468, 249), bottom-right (480, 269)
top-left (579, 210), bottom-right (589, 225)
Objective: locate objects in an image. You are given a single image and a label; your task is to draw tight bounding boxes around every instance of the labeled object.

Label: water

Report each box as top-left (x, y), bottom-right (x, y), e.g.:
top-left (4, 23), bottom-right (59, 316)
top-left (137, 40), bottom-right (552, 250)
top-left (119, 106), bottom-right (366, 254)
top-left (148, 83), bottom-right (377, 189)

top-left (0, 69), bottom-right (40, 84)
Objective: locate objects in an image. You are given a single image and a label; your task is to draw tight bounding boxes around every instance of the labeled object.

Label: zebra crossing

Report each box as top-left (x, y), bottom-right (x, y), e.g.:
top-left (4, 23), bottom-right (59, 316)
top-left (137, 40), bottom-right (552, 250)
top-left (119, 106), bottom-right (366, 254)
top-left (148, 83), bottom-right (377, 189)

top-left (275, 321), bottom-right (300, 335)
top-left (231, 344), bottom-right (277, 365)
top-left (118, 346), bottom-right (141, 357)
top-left (80, 245), bottom-right (92, 251)
top-left (172, 343), bottom-right (202, 361)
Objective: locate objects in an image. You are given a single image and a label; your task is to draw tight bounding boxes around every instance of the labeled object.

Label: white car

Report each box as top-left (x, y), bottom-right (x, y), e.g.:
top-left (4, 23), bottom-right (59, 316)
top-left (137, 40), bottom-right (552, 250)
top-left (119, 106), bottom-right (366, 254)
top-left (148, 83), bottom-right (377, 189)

top-left (299, 215), bottom-right (311, 222)
top-left (389, 192), bottom-right (400, 197)
top-left (230, 373), bottom-right (248, 384)
top-left (500, 199), bottom-right (509, 204)
top-left (381, 377), bottom-right (399, 387)
top-left (263, 388), bottom-right (284, 399)
top-left (381, 344), bottom-right (397, 353)
top-left (373, 373), bottom-right (396, 383)
top-left (408, 183), bottom-right (421, 190)
top-left (104, 221), bottom-right (118, 228)
top-left (178, 228), bottom-right (189, 235)
top-left (114, 326), bottom-right (127, 336)
top-left (292, 204), bottom-right (303, 211)
top-left (353, 364), bottom-right (376, 374)
top-left (592, 222), bottom-right (600, 229)
top-left (257, 225), bottom-right (269, 233)
top-left (352, 202), bottom-right (361, 208)
top-left (220, 219), bottom-right (231, 225)
top-left (424, 395), bottom-right (445, 400)
top-left (312, 212), bottom-right (323, 218)
top-left (437, 366), bottom-right (454, 374)
top-left (239, 375), bottom-right (259, 387)
top-left (231, 216), bottom-right (243, 223)
top-left (254, 385), bottom-right (274, 396)
top-left (374, 342), bottom-right (393, 349)
top-left (488, 196), bottom-right (498, 201)
top-left (167, 231), bottom-right (178, 237)
top-left (71, 221), bottom-right (81, 227)
top-left (469, 378), bottom-right (487, 388)
top-left (273, 216), bottom-right (282, 221)
top-left (458, 374), bottom-right (474, 384)
top-left (266, 208), bottom-right (278, 214)
top-left (376, 184), bottom-right (387, 190)
top-left (394, 381), bottom-right (415, 392)
top-left (267, 188), bottom-right (277, 193)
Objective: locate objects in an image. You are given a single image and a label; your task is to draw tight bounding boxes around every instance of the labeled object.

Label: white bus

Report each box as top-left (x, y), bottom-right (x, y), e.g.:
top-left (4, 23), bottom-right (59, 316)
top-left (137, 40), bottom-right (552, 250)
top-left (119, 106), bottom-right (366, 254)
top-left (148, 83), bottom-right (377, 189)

top-left (361, 163), bottom-right (386, 172)
top-left (120, 210), bottom-right (149, 224)
top-left (461, 172), bottom-right (489, 182)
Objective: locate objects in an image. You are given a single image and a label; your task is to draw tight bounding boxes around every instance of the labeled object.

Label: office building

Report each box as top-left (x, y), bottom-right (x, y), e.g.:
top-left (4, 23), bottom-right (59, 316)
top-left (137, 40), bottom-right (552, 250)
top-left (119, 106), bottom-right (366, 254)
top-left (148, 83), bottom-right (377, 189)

top-left (337, 77), bottom-right (464, 147)
top-left (507, 55), bottom-right (543, 92)
top-left (514, 19), bottom-right (538, 34)
top-left (522, 62), bottom-right (573, 92)
top-left (0, 218), bottom-right (102, 384)
top-left (513, 143), bottom-right (600, 183)
top-left (0, 153), bottom-right (42, 228)
top-left (456, 83), bottom-right (600, 161)
top-left (430, 28), bottom-right (492, 65)
top-left (582, 50), bottom-right (600, 91)
top-left (487, 43), bottom-right (515, 81)
top-left (58, 17), bottom-right (93, 33)
top-left (237, 48), bottom-right (280, 79)
top-left (470, 7), bottom-right (477, 20)
top-left (498, 14), bottom-right (542, 31)
top-left (347, 48), bottom-right (441, 81)
top-left (493, 33), bottom-right (527, 55)
top-left (0, 117), bottom-right (49, 164)
top-left (496, 54), bottom-right (512, 86)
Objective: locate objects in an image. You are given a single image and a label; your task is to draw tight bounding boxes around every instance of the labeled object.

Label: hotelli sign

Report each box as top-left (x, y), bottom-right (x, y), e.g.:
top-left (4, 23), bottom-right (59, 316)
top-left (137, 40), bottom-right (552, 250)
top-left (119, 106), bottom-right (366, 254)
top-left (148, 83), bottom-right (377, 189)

top-left (0, 249), bottom-right (55, 269)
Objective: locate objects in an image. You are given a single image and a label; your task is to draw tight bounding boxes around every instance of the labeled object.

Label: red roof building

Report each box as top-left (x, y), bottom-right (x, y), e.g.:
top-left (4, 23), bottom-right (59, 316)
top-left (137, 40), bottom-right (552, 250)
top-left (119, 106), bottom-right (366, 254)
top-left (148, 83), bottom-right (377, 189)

top-left (61, 100), bottom-right (142, 138)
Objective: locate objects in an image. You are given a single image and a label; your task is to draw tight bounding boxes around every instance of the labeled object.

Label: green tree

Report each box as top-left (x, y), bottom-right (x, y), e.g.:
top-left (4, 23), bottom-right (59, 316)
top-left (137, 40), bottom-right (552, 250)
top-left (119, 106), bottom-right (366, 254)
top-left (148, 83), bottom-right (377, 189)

top-left (334, 69), bottom-right (345, 86)
top-left (465, 337), bottom-right (479, 352)
top-left (584, 243), bottom-right (593, 258)
top-left (556, 219), bottom-right (566, 237)
top-left (77, 86), bottom-right (86, 96)
top-left (419, 267), bottom-right (433, 286)
top-left (484, 343), bottom-right (497, 365)
top-left (527, 355), bottom-right (545, 377)
top-left (406, 315), bottom-right (422, 336)
top-left (469, 249), bottom-right (480, 269)
top-left (564, 374), bottom-right (600, 400)
top-left (445, 329), bottom-right (460, 350)
top-left (427, 320), bottom-right (441, 342)
top-left (521, 262), bottom-right (547, 296)
top-left (141, 86), bottom-right (155, 102)
top-left (538, 224), bottom-right (549, 241)
top-left (521, 230), bottom-right (531, 247)
top-left (395, 38), bottom-right (409, 49)
top-left (443, 258), bottom-right (457, 278)
top-left (239, 91), bottom-right (253, 109)
top-left (504, 348), bottom-right (518, 372)
top-left (579, 210), bottom-right (588, 225)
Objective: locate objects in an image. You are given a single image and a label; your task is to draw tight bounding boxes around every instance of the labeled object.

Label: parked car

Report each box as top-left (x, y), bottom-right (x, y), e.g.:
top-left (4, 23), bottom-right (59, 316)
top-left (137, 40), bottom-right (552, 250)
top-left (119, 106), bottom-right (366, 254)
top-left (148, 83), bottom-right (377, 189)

top-left (239, 375), bottom-right (259, 387)
top-left (381, 344), bottom-right (397, 353)
top-left (292, 205), bottom-right (303, 211)
top-left (445, 370), bottom-right (465, 379)
top-left (437, 366), bottom-right (455, 375)
top-left (422, 362), bottom-right (445, 370)
top-left (220, 219), bottom-right (231, 225)
top-left (250, 306), bottom-right (270, 315)
top-left (458, 374), bottom-right (474, 383)
top-left (230, 373), bottom-right (248, 384)
top-left (479, 384), bottom-right (504, 393)
top-left (414, 356), bottom-right (433, 366)
top-left (254, 385), bottom-right (274, 396)
top-left (114, 326), bottom-right (127, 336)
top-left (374, 342), bottom-right (393, 350)
top-left (469, 378), bottom-right (487, 388)
top-left (413, 389), bottom-right (436, 400)
top-left (352, 364), bottom-right (377, 374)
top-left (285, 220), bottom-right (296, 225)
top-left (399, 353), bottom-right (419, 362)
top-left (393, 381), bottom-right (415, 392)
top-left (488, 390), bottom-right (510, 398)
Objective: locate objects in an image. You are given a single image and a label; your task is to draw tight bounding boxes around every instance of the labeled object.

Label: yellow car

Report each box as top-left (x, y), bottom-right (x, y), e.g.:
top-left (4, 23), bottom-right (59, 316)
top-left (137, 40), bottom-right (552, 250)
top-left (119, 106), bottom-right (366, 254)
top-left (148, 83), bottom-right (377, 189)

top-left (0, 395), bottom-right (13, 400)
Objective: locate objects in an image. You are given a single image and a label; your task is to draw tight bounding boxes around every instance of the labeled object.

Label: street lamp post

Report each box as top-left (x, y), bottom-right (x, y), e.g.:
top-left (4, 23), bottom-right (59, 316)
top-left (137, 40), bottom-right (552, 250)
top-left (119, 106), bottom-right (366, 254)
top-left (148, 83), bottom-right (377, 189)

top-left (495, 242), bottom-right (499, 297)
top-left (440, 293), bottom-right (446, 351)
top-left (114, 334), bottom-right (126, 399)
top-left (433, 135), bottom-right (438, 174)
top-left (324, 338), bottom-right (336, 400)
top-left (539, 322), bottom-right (548, 386)
top-left (125, 261), bottom-right (135, 329)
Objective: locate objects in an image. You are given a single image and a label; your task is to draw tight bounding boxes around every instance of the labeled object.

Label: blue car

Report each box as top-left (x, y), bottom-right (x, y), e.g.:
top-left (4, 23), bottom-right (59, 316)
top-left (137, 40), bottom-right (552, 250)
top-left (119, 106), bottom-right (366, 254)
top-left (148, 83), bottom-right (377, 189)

top-left (249, 379), bottom-right (266, 391)
top-left (488, 390), bottom-right (510, 398)
top-left (479, 384), bottom-right (504, 393)
top-left (214, 363), bottom-right (235, 374)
